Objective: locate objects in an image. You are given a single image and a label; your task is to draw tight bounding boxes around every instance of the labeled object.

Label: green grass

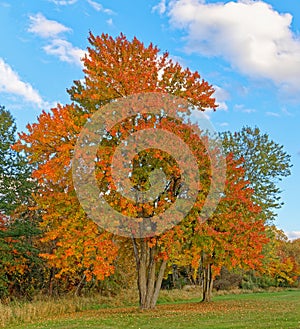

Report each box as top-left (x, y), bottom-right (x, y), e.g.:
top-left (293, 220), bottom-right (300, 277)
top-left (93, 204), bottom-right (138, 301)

top-left (6, 290), bottom-right (300, 329)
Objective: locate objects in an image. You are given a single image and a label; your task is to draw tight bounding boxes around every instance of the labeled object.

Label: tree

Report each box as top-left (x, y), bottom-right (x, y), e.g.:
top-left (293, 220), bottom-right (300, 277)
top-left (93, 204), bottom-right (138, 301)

top-left (262, 227), bottom-right (300, 287)
top-left (0, 106), bottom-right (34, 214)
top-left (0, 107), bottom-right (40, 299)
top-left (220, 127), bottom-right (292, 222)
top-left (68, 33), bottom-right (217, 308)
top-left (16, 33), bottom-right (217, 308)
top-left (0, 208), bottom-right (42, 299)
top-left (175, 154), bottom-right (269, 302)
top-left (15, 104), bottom-right (118, 295)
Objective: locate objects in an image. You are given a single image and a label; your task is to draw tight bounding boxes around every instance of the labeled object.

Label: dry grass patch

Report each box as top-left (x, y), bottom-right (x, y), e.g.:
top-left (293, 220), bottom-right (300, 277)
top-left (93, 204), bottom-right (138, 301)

top-left (1, 288), bottom-right (298, 328)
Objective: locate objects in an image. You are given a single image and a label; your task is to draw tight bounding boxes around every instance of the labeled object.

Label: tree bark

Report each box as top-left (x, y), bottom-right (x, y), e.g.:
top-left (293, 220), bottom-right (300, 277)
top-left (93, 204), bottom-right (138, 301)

top-left (131, 237), bottom-right (167, 309)
top-left (202, 262), bottom-right (213, 302)
top-left (150, 259), bottom-right (167, 309)
top-left (75, 273), bottom-right (86, 296)
top-left (48, 267), bottom-right (55, 296)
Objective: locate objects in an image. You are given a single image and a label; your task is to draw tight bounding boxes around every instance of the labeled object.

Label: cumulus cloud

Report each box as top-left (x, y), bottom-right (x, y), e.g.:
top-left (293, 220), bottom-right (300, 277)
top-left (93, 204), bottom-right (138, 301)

top-left (28, 13), bottom-right (85, 67)
top-left (214, 85), bottom-right (229, 111)
top-left (165, 0), bottom-right (300, 91)
top-left (87, 0), bottom-right (114, 14)
top-left (28, 13), bottom-right (71, 38)
top-left (266, 111), bottom-right (280, 117)
top-left (43, 39), bottom-right (85, 66)
top-left (49, 0), bottom-right (115, 13)
top-left (281, 107), bottom-right (293, 116)
top-left (0, 58), bottom-right (47, 108)
top-left (49, 0), bottom-right (78, 5)
top-left (234, 104), bottom-right (256, 113)
top-left (219, 122), bottom-right (229, 127)
top-left (106, 18), bottom-right (113, 26)
top-left (286, 231), bottom-right (300, 241)
top-left (152, 0), bottom-right (167, 15)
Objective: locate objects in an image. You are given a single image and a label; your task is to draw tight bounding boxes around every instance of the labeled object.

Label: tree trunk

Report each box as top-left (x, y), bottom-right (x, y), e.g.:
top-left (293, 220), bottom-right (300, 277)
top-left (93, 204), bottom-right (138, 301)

top-left (202, 262), bottom-right (213, 302)
top-left (132, 237), bottom-right (167, 309)
top-left (48, 267), bottom-right (55, 296)
top-left (75, 273), bottom-right (86, 296)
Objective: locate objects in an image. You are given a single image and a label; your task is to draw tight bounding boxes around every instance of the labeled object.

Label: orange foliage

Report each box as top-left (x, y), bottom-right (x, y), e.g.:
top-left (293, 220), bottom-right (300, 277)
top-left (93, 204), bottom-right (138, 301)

top-left (180, 154), bottom-right (269, 278)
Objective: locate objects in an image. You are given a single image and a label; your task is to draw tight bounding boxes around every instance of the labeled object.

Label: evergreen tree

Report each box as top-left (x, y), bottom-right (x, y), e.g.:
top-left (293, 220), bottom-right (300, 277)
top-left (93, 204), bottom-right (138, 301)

top-left (0, 106), bottom-right (34, 214)
top-left (0, 106), bottom-right (41, 299)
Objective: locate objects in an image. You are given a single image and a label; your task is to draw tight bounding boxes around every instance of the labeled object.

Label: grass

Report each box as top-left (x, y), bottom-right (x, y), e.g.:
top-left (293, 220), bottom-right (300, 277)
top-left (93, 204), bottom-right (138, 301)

top-left (3, 289), bottom-right (300, 329)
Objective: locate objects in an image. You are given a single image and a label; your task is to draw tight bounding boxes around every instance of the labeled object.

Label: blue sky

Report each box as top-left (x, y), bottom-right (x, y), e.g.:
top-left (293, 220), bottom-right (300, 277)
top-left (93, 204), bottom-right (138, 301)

top-left (0, 0), bottom-right (299, 239)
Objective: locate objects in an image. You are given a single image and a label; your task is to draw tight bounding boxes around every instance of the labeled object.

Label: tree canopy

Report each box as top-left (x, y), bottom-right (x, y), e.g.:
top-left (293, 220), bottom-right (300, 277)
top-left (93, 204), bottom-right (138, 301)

top-left (220, 127), bottom-right (292, 222)
top-left (14, 34), bottom-right (280, 308)
top-left (0, 106), bottom-right (34, 215)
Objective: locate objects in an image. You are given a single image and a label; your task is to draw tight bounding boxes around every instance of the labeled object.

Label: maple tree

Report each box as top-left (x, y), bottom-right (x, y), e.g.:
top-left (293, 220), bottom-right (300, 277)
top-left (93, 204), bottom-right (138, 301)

top-left (16, 33), bottom-right (218, 307)
top-left (69, 33), bottom-right (219, 308)
top-left (15, 33), bottom-right (271, 308)
top-left (15, 104), bottom-right (118, 295)
top-left (171, 154), bottom-right (269, 302)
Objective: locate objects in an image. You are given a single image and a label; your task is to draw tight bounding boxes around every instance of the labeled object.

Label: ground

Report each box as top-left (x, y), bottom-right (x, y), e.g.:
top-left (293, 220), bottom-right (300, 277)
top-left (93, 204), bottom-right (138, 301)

top-left (4, 290), bottom-right (300, 329)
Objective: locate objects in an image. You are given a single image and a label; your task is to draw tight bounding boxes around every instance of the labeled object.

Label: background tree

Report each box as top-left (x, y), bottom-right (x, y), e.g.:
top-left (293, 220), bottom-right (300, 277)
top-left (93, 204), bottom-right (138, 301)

top-left (0, 106), bottom-right (34, 214)
top-left (0, 107), bottom-right (41, 299)
top-left (175, 155), bottom-right (269, 302)
top-left (220, 127), bottom-right (292, 222)
top-left (262, 227), bottom-right (300, 287)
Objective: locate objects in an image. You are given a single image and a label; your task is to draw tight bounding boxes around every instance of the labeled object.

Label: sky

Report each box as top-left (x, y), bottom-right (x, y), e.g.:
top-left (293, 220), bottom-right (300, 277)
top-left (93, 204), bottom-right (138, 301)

top-left (0, 0), bottom-right (299, 240)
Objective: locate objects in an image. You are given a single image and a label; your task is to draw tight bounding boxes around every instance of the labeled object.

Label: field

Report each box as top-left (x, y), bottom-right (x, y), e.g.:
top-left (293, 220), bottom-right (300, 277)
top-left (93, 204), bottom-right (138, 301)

top-left (3, 290), bottom-right (300, 329)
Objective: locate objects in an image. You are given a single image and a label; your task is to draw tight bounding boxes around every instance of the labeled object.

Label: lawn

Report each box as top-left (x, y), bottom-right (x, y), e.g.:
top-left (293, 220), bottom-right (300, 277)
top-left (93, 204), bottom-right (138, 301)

top-left (6, 290), bottom-right (300, 329)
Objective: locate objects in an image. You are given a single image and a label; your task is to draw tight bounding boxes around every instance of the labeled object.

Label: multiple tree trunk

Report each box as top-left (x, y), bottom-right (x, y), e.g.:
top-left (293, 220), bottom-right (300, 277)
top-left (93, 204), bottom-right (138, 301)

top-left (202, 262), bottom-right (214, 302)
top-left (131, 237), bottom-right (215, 308)
top-left (132, 238), bottom-right (167, 309)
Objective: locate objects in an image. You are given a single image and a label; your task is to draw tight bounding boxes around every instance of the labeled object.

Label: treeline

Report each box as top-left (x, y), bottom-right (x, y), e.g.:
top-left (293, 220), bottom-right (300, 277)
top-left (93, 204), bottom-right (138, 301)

top-left (0, 34), bottom-right (299, 309)
top-left (1, 107), bottom-right (299, 304)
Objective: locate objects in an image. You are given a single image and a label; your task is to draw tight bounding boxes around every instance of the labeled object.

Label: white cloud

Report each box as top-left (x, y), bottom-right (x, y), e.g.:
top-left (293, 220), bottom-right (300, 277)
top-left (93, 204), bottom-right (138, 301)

top-left (286, 231), bottom-right (300, 241)
top-left (28, 14), bottom-right (85, 67)
top-left (214, 85), bottom-right (229, 111)
top-left (49, 0), bottom-right (115, 13)
top-left (266, 111), bottom-right (280, 117)
top-left (0, 58), bottom-right (47, 109)
top-left (28, 13), bottom-right (71, 38)
top-left (49, 0), bottom-right (78, 5)
top-left (152, 0), bottom-right (167, 15)
top-left (87, 0), bottom-right (114, 14)
top-left (166, 0), bottom-right (300, 91)
top-left (281, 107), bottom-right (293, 116)
top-left (242, 108), bottom-right (256, 114)
top-left (219, 122), bottom-right (229, 127)
top-left (169, 54), bottom-right (186, 67)
top-left (234, 104), bottom-right (256, 113)
top-left (106, 18), bottom-right (113, 26)
top-left (198, 85), bottom-right (228, 112)
top-left (43, 39), bottom-right (85, 67)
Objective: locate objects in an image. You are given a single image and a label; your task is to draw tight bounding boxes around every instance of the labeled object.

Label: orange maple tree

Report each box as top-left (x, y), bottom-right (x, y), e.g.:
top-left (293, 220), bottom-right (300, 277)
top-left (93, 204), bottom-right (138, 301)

top-left (16, 33), bottom-right (217, 306)
top-left (15, 33), bottom-right (269, 307)
top-left (181, 155), bottom-right (269, 302)
top-left (15, 104), bottom-right (118, 292)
